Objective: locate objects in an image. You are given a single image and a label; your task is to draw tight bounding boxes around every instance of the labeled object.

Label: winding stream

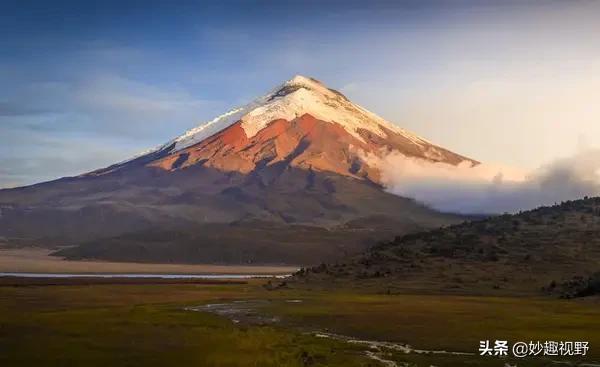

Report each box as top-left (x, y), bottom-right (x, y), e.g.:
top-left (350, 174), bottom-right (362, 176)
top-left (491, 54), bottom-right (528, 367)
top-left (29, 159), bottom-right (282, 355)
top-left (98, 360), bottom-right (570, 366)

top-left (185, 299), bottom-right (473, 366)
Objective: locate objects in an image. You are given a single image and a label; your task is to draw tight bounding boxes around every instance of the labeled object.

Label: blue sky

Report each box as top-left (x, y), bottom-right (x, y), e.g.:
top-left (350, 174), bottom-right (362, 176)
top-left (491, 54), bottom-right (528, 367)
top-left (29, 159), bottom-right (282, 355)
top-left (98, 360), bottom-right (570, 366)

top-left (2, 0), bottom-right (600, 187)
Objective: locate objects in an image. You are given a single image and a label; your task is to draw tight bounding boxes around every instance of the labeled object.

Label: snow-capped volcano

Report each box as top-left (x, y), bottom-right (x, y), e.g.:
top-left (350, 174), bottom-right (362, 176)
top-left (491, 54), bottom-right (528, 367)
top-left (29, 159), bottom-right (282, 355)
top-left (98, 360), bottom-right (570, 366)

top-left (171, 75), bottom-right (427, 150)
top-left (0, 75), bottom-right (475, 265)
top-left (103, 75), bottom-right (475, 182)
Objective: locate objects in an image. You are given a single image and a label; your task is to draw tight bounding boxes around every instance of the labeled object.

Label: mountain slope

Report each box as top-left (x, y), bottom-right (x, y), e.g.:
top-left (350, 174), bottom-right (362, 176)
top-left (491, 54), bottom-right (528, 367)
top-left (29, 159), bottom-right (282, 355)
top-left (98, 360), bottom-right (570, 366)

top-left (0, 75), bottom-right (476, 265)
top-left (292, 197), bottom-right (600, 294)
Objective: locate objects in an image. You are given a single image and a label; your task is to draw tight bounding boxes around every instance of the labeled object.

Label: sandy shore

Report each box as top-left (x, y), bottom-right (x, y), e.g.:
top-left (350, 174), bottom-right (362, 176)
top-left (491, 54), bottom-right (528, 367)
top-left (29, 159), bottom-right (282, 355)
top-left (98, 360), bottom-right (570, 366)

top-left (0, 247), bottom-right (298, 275)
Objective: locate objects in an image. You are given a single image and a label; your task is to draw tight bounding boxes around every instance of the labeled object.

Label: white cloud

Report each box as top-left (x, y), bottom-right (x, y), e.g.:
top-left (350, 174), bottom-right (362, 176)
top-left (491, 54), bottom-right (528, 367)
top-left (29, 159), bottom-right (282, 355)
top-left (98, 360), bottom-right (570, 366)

top-left (365, 147), bottom-right (600, 214)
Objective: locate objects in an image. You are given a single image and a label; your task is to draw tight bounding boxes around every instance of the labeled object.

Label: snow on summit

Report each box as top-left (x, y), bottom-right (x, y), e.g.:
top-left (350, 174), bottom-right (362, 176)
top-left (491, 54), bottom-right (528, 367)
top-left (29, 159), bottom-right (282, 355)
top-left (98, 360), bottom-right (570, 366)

top-left (165, 75), bottom-right (427, 154)
top-left (88, 75), bottom-right (476, 181)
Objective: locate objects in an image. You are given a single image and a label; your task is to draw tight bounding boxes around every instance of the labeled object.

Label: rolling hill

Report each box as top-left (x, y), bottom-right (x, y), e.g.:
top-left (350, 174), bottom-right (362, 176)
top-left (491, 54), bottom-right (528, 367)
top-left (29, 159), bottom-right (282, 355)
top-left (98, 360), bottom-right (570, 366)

top-left (292, 196), bottom-right (600, 295)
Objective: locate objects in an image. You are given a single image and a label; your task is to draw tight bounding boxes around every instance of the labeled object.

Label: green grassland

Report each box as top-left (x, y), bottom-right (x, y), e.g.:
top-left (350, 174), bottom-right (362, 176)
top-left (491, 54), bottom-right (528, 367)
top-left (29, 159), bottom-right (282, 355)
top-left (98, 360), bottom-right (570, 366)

top-left (0, 280), bottom-right (598, 366)
top-left (264, 290), bottom-right (600, 366)
top-left (0, 282), bottom-right (370, 367)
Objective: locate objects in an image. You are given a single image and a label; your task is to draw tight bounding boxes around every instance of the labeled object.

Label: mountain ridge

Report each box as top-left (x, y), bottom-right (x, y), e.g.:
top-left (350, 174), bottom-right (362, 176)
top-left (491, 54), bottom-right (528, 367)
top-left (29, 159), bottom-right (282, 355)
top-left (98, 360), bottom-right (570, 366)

top-left (290, 196), bottom-right (600, 294)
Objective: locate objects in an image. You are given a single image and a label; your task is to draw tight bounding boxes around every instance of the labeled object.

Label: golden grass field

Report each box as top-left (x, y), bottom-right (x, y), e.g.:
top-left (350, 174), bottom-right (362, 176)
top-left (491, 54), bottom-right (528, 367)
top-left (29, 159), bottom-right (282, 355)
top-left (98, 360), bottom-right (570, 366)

top-left (1, 277), bottom-right (598, 366)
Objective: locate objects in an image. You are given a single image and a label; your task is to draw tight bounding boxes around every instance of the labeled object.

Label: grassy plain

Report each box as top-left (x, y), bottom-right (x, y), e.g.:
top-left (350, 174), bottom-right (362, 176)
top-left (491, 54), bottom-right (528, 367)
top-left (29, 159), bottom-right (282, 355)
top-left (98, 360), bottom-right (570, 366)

top-left (0, 279), bottom-right (598, 366)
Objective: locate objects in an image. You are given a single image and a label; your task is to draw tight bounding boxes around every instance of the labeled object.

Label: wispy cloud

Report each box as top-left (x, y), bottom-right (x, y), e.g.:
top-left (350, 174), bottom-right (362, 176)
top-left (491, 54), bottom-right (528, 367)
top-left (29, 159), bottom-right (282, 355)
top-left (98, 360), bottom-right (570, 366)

top-left (0, 59), bottom-right (227, 186)
top-left (0, 132), bottom-right (135, 188)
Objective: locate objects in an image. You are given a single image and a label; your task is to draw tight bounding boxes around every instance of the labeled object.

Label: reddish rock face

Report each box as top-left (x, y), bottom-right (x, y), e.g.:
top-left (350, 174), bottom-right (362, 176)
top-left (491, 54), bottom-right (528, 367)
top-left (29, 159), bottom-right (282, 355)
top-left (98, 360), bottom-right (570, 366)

top-left (148, 113), bottom-right (475, 185)
top-left (88, 75), bottom-right (477, 185)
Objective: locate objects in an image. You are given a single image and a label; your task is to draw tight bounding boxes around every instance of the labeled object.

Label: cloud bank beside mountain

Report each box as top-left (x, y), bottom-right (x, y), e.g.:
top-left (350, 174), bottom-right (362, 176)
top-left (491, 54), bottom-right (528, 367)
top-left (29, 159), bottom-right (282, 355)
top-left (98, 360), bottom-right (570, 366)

top-left (365, 148), bottom-right (600, 214)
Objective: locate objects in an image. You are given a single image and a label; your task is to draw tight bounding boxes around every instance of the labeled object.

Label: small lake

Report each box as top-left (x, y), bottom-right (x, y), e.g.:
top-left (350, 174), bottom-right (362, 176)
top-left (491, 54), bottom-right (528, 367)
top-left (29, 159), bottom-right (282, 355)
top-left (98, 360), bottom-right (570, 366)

top-left (0, 272), bottom-right (290, 279)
